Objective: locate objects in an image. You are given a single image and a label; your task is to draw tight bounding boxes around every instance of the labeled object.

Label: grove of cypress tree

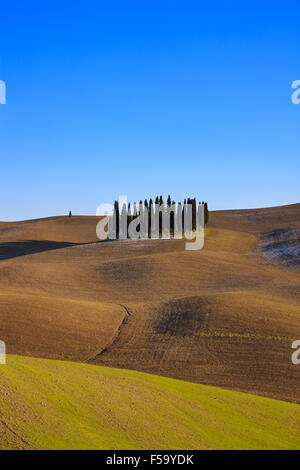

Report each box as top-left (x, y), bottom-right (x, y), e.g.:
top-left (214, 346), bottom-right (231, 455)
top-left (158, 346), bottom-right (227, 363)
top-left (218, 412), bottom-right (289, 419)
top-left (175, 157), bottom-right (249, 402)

top-left (115, 195), bottom-right (208, 239)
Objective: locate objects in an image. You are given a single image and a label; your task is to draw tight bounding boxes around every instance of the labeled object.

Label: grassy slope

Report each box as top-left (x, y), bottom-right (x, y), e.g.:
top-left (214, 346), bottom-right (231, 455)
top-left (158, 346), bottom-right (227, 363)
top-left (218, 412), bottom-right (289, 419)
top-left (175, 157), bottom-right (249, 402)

top-left (0, 355), bottom-right (300, 450)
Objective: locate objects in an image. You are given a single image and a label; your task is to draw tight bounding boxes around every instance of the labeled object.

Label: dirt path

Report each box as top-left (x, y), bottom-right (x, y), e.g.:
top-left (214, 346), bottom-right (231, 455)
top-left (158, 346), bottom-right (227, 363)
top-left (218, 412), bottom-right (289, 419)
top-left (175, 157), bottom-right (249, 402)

top-left (87, 304), bottom-right (132, 362)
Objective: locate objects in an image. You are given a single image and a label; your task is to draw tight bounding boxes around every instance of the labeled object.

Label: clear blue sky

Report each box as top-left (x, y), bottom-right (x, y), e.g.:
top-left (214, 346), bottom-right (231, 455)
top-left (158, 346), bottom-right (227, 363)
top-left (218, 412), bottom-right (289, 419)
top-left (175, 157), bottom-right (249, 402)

top-left (0, 0), bottom-right (299, 220)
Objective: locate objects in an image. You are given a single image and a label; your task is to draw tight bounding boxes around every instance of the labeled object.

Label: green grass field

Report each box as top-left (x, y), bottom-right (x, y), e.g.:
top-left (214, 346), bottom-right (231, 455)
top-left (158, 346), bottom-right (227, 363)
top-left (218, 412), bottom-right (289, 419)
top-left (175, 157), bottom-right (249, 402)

top-left (0, 355), bottom-right (299, 450)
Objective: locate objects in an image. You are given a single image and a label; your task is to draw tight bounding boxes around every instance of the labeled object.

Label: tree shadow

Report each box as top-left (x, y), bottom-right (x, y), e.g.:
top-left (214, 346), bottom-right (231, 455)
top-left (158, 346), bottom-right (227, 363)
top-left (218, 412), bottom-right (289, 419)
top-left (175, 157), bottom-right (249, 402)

top-left (0, 240), bottom-right (76, 261)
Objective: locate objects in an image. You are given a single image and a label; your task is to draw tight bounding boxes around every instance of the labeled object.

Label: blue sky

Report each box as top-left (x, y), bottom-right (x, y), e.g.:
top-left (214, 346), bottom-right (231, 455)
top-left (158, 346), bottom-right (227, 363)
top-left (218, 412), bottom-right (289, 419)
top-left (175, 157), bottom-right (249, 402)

top-left (0, 0), bottom-right (299, 220)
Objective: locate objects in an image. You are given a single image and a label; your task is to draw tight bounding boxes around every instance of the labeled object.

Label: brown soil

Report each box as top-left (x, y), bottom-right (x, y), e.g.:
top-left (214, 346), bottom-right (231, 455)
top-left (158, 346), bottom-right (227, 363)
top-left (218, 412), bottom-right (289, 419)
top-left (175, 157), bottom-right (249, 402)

top-left (1, 204), bottom-right (300, 402)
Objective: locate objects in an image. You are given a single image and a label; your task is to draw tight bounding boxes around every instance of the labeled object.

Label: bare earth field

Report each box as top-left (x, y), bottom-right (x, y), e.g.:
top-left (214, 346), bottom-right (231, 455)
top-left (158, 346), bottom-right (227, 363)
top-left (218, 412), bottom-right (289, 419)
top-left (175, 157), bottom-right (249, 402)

top-left (0, 204), bottom-right (300, 404)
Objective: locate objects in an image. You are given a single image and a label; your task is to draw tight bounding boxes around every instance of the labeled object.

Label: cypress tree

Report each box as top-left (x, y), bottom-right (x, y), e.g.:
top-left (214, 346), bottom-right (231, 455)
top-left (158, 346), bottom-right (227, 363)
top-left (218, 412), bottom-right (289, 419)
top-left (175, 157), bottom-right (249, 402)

top-left (176, 202), bottom-right (182, 238)
top-left (127, 202), bottom-right (132, 234)
top-left (133, 202), bottom-right (137, 215)
top-left (154, 197), bottom-right (159, 238)
top-left (139, 201), bottom-right (144, 237)
top-left (114, 200), bottom-right (119, 239)
top-left (182, 198), bottom-right (187, 232)
top-left (120, 202), bottom-right (127, 239)
top-left (204, 202), bottom-right (209, 226)
top-left (148, 199), bottom-right (152, 238)
top-left (160, 199), bottom-right (166, 238)
top-left (170, 200), bottom-right (175, 236)
top-left (159, 196), bottom-right (164, 237)
top-left (191, 198), bottom-right (196, 231)
top-left (149, 198), bottom-right (155, 238)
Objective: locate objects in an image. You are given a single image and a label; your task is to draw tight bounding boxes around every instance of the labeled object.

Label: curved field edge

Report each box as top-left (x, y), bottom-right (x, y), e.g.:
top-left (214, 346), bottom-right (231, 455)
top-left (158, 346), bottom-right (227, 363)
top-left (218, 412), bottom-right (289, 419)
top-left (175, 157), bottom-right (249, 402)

top-left (0, 355), bottom-right (299, 450)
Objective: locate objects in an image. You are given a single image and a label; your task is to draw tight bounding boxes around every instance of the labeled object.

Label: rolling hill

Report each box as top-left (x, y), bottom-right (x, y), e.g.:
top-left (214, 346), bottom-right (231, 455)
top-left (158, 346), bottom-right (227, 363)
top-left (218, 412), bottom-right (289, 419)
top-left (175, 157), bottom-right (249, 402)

top-left (0, 205), bottom-right (300, 403)
top-left (1, 355), bottom-right (300, 450)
